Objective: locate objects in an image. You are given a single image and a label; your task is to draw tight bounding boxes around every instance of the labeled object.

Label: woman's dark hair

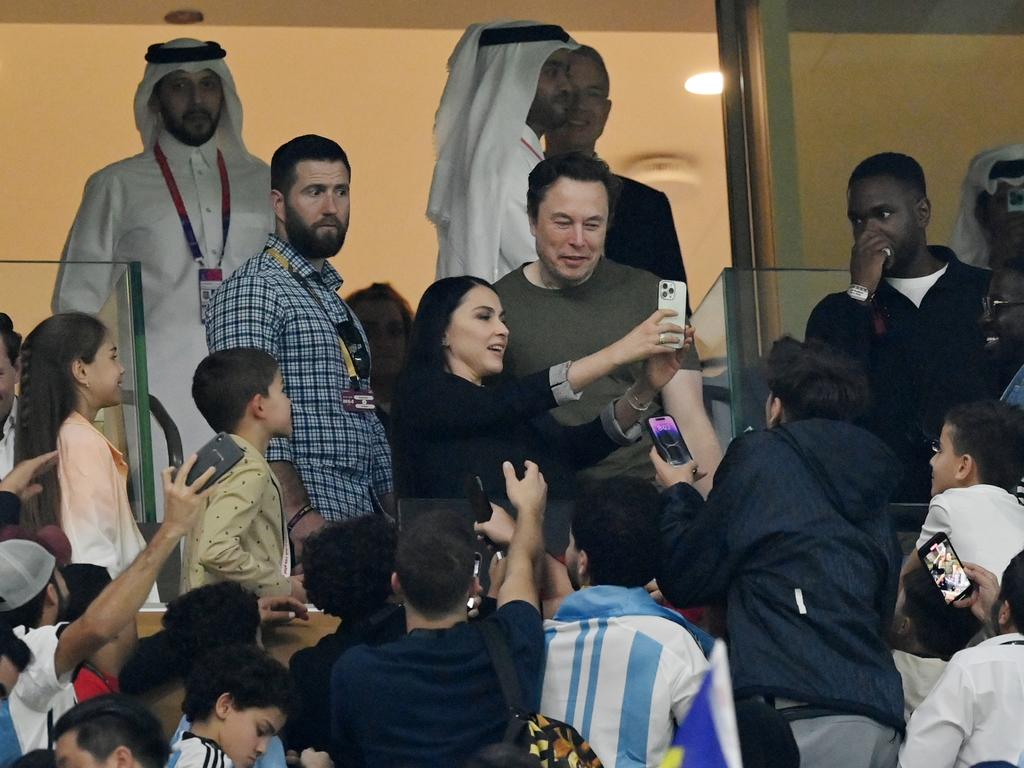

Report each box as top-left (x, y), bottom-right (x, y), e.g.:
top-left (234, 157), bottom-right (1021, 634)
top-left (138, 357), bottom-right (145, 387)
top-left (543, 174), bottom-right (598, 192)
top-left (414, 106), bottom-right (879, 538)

top-left (399, 276), bottom-right (490, 379)
top-left (0, 313), bottom-right (22, 367)
top-left (346, 282), bottom-right (415, 340)
top-left (14, 313), bottom-right (108, 531)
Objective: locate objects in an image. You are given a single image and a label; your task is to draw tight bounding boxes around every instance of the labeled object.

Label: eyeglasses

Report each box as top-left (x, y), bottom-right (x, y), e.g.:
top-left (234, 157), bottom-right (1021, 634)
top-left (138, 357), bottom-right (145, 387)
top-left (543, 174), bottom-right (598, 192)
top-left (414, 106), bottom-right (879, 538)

top-left (983, 296), bottom-right (1024, 314)
top-left (929, 439), bottom-right (941, 454)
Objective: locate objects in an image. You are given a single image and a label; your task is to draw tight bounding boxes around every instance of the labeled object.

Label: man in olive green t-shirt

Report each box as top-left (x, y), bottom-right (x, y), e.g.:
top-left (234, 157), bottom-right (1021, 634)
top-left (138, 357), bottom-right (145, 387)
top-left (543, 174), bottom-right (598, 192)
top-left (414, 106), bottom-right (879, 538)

top-left (494, 153), bottom-right (721, 492)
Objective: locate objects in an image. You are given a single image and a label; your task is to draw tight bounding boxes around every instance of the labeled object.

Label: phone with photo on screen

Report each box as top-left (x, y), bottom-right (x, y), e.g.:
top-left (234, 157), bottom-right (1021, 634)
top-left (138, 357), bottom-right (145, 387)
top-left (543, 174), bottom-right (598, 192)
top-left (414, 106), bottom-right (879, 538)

top-left (917, 532), bottom-right (974, 604)
top-left (657, 280), bottom-right (688, 350)
top-left (646, 415), bottom-right (693, 466)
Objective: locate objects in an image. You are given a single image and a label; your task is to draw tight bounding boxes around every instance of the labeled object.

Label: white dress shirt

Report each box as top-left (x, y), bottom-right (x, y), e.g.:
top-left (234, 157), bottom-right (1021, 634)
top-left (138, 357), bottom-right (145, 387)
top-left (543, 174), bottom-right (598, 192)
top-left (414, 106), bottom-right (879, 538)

top-left (0, 397), bottom-right (15, 479)
top-left (899, 632), bottom-right (1024, 768)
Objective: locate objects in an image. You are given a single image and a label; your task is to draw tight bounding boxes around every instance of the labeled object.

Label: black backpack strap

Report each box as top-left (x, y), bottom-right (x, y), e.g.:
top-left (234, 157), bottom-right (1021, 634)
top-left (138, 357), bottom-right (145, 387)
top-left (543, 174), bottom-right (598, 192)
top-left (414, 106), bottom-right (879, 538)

top-left (479, 619), bottom-right (529, 744)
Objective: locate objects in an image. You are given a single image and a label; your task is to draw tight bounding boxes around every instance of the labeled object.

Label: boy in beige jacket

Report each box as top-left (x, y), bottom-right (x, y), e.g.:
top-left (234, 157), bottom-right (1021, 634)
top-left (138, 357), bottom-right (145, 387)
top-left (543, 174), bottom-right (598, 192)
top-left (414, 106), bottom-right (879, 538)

top-left (183, 348), bottom-right (304, 599)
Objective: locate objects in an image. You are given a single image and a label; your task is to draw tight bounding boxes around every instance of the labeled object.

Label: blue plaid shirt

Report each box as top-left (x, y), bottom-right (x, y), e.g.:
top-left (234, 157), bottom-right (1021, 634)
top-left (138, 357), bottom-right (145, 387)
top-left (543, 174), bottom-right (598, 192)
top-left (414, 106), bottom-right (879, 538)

top-left (206, 234), bottom-right (393, 520)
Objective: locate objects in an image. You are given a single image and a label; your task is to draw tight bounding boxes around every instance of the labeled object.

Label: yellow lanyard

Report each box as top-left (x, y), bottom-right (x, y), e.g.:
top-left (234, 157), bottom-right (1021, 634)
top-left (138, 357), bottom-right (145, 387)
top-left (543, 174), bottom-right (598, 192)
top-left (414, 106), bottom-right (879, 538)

top-left (267, 247), bottom-right (360, 382)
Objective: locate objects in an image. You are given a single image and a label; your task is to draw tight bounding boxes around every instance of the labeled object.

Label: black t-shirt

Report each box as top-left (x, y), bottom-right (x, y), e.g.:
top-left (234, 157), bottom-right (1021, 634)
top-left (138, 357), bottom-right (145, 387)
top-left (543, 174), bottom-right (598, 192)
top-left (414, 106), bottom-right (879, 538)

top-left (330, 600), bottom-right (543, 767)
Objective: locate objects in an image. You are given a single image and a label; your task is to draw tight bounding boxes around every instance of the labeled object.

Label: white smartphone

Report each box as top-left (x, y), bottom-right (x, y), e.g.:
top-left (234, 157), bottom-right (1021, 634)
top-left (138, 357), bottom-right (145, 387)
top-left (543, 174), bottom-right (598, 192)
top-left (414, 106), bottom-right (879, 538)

top-left (657, 280), bottom-right (688, 350)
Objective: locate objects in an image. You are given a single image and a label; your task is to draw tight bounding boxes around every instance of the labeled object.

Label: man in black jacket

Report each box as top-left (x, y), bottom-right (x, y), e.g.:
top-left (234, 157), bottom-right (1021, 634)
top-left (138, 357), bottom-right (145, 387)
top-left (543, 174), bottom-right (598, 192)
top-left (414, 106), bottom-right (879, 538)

top-left (654, 337), bottom-right (904, 768)
top-left (806, 152), bottom-right (992, 501)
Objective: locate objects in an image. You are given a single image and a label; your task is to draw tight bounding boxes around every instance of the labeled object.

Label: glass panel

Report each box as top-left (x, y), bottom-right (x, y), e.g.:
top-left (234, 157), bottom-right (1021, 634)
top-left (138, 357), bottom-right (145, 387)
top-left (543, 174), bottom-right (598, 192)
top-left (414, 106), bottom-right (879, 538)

top-left (693, 267), bottom-right (848, 438)
top-left (0, 259), bottom-right (155, 521)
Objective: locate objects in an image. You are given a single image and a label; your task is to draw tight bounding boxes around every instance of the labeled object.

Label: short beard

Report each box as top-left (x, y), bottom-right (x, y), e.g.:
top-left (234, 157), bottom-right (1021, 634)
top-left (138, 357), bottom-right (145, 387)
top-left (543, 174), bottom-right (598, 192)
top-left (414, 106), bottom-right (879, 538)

top-left (526, 97), bottom-right (569, 134)
top-left (162, 106), bottom-right (220, 147)
top-left (284, 204), bottom-right (347, 262)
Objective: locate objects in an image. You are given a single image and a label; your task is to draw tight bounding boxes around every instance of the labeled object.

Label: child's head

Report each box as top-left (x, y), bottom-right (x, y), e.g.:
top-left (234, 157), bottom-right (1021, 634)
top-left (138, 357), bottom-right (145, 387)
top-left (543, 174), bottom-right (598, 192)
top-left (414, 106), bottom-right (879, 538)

top-left (192, 349), bottom-right (290, 438)
top-left (163, 582), bottom-right (261, 678)
top-left (181, 645), bottom-right (294, 768)
top-left (19, 312), bottom-right (119, 422)
top-left (930, 400), bottom-right (1024, 496)
top-left (889, 567), bottom-right (980, 659)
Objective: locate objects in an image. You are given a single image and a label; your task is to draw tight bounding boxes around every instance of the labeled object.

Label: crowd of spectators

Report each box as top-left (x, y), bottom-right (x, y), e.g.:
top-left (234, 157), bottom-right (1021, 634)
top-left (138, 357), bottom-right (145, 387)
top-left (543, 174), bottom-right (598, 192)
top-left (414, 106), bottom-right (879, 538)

top-left (3, 19), bottom-right (1024, 768)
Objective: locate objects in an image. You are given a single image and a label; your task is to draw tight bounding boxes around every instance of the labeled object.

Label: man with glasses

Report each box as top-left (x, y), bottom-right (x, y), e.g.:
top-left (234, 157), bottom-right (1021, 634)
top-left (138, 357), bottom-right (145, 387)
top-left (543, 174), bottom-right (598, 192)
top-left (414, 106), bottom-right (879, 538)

top-left (807, 152), bottom-right (993, 503)
top-left (983, 257), bottom-right (1024, 406)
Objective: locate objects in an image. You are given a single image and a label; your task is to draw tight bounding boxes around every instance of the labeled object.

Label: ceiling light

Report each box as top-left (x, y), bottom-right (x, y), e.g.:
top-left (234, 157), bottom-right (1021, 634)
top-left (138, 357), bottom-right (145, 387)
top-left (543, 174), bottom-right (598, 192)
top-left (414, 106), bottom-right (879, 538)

top-left (684, 72), bottom-right (724, 95)
top-left (165, 9), bottom-right (205, 23)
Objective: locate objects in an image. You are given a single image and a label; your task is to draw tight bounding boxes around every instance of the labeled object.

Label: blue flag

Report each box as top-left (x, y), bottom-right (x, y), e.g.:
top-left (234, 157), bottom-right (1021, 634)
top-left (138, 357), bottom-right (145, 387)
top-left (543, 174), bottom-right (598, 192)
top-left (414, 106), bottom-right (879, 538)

top-left (660, 641), bottom-right (742, 768)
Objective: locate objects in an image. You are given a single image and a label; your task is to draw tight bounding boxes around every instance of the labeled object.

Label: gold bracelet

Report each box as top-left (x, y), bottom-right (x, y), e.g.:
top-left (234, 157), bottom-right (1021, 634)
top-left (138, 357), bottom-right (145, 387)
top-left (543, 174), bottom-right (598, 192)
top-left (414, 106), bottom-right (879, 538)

top-left (624, 387), bottom-right (653, 412)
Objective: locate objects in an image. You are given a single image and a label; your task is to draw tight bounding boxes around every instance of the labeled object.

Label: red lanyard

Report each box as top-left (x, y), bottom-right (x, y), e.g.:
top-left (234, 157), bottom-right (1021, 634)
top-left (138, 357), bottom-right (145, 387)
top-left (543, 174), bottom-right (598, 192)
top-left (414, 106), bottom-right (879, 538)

top-left (154, 142), bottom-right (231, 266)
top-left (520, 137), bottom-right (544, 162)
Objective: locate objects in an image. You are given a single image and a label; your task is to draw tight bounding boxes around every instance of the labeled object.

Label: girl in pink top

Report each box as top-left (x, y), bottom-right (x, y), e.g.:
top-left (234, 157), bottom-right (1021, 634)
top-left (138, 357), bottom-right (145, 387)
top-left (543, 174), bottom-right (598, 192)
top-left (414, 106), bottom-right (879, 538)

top-left (15, 312), bottom-right (146, 577)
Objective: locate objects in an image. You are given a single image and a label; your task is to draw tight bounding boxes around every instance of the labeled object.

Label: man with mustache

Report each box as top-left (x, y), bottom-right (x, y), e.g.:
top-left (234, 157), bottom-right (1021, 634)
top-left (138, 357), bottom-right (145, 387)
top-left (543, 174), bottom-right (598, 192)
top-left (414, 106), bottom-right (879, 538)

top-left (54, 39), bottom-right (273, 485)
top-left (206, 135), bottom-right (393, 540)
top-left (430, 21), bottom-right (577, 281)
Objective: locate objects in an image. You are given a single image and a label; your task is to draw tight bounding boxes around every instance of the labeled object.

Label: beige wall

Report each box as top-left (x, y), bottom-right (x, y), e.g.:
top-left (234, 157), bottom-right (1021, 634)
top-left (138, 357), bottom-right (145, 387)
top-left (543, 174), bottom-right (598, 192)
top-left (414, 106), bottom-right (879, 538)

top-left (0, 23), bottom-right (729, 338)
top-left (790, 31), bottom-right (1024, 268)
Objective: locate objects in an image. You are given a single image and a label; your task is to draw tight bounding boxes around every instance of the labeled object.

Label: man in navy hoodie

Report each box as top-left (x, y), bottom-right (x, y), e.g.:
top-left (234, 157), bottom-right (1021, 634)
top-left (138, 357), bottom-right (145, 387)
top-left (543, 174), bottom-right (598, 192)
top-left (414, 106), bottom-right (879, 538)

top-left (654, 337), bottom-right (904, 768)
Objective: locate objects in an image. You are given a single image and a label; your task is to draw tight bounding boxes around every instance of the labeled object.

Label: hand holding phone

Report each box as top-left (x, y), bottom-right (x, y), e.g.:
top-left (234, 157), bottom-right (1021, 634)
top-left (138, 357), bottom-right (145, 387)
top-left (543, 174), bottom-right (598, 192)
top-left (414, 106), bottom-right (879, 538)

top-left (657, 280), bottom-right (688, 350)
top-left (646, 415), bottom-right (693, 466)
top-left (918, 533), bottom-right (974, 604)
top-left (185, 432), bottom-right (245, 492)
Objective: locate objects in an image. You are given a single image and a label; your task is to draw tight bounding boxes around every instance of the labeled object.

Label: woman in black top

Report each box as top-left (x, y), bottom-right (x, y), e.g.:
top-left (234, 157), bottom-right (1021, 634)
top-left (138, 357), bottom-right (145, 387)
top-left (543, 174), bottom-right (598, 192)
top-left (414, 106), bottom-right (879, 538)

top-left (392, 276), bottom-right (691, 499)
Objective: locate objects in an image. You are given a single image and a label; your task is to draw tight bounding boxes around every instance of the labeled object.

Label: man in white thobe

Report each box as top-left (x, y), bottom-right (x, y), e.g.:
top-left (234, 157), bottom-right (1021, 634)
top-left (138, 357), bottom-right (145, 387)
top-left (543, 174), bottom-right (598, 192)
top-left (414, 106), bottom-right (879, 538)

top-left (429, 21), bottom-right (577, 282)
top-left (53, 38), bottom-right (273, 472)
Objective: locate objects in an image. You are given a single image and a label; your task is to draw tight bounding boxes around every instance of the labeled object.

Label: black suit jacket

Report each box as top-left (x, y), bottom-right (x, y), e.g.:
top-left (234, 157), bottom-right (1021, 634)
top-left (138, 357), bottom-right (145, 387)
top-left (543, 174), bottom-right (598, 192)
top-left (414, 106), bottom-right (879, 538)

top-left (605, 175), bottom-right (688, 286)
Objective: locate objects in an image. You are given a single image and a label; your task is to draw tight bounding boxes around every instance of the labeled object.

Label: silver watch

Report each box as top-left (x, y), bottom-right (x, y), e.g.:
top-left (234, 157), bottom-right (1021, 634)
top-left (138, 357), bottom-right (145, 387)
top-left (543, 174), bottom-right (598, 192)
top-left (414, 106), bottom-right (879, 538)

top-left (846, 283), bottom-right (871, 302)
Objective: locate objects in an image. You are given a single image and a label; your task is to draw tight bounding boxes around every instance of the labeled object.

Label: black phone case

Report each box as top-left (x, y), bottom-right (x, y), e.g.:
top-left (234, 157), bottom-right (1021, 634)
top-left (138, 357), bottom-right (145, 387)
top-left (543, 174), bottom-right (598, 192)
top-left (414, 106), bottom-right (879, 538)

top-left (186, 433), bottom-right (245, 491)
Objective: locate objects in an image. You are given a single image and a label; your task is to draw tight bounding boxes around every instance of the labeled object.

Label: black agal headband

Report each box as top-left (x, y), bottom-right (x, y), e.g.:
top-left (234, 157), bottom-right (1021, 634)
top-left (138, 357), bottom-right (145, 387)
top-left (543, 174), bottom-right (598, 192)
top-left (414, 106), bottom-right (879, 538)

top-left (145, 41), bottom-right (227, 64)
top-left (479, 25), bottom-right (570, 47)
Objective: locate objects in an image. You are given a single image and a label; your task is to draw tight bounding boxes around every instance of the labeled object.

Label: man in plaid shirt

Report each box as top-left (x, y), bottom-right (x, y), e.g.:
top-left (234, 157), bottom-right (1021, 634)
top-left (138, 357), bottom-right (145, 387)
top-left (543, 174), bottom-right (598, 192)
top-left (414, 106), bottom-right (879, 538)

top-left (206, 135), bottom-right (393, 546)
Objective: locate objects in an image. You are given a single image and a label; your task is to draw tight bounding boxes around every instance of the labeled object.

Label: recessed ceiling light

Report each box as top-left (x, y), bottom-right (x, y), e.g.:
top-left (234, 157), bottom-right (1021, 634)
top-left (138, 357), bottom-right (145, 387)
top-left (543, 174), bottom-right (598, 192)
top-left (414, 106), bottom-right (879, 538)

top-left (684, 71), bottom-right (724, 95)
top-left (165, 9), bottom-right (204, 24)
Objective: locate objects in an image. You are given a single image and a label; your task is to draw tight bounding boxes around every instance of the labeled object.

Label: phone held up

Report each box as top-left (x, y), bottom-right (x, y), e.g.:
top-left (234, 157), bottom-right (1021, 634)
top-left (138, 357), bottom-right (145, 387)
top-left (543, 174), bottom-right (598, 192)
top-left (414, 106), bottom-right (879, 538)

top-left (465, 473), bottom-right (498, 550)
top-left (917, 532), bottom-right (974, 604)
top-left (646, 415), bottom-right (693, 466)
top-left (184, 432), bottom-right (245, 492)
top-left (657, 280), bottom-right (688, 350)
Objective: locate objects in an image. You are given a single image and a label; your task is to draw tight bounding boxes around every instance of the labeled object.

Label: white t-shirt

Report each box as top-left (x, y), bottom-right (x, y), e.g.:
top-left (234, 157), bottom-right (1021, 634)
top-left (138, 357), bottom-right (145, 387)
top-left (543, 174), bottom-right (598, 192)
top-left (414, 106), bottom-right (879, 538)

top-left (916, 484), bottom-right (1024, 580)
top-left (891, 650), bottom-right (946, 723)
top-left (7, 624), bottom-right (76, 754)
top-left (885, 264), bottom-right (947, 308)
top-left (899, 632), bottom-right (1024, 768)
